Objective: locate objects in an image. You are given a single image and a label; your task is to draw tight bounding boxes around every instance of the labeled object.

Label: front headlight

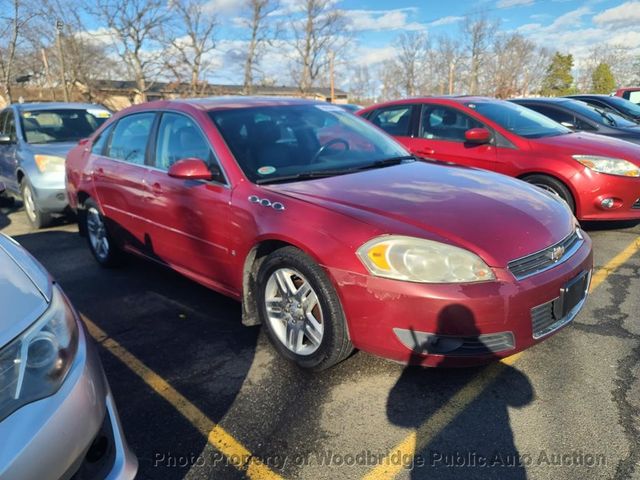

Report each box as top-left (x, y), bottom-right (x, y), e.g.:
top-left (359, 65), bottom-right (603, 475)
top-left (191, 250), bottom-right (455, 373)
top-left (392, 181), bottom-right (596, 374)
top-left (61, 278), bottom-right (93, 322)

top-left (0, 285), bottom-right (79, 421)
top-left (34, 155), bottom-right (66, 173)
top-left (573, 155), bottom-right (640, 177)
top-left (356, 235), bottom-right (495, 283)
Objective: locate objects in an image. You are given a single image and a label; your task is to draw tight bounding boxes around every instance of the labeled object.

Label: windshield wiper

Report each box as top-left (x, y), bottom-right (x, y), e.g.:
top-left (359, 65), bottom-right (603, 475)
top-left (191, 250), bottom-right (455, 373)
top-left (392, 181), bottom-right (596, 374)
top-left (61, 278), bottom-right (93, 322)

top-left (356, 156), bottom-right (416, 171)
top-left (594, 108), bottom-right (617, 126)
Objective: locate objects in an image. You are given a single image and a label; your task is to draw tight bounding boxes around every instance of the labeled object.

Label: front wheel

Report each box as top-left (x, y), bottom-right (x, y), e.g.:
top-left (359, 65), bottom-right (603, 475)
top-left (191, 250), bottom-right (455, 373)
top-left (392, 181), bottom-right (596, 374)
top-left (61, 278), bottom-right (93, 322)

top-left (84, 199), bottom-right (123, 267)
top-left (257, 247), bottom-right (353, 370)
top-left (522, 174), bottom-right (575, 213)
top-left (21, 180), bottom-right (52, 229)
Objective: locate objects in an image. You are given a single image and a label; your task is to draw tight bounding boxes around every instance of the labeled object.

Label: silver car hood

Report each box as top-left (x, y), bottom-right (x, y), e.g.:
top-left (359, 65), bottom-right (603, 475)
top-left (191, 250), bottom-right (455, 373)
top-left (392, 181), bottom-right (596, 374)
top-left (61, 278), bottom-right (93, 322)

top-left (0, 235), bottom-right (51, 347)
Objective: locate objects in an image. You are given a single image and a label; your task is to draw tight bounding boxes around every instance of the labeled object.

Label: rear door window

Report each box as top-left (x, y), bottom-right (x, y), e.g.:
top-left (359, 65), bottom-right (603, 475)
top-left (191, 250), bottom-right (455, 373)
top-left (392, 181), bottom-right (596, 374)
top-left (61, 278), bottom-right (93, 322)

top-left (368, 105), bottom-right (414, 136)
top-left (106, 113), bottom-right (155, 165)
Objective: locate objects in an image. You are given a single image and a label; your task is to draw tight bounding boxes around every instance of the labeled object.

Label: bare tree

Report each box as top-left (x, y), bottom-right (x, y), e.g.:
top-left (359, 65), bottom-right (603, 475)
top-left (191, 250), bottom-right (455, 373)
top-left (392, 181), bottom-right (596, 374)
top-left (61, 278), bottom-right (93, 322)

top-left (349, 65), bottom-right (373, 103)
top-left (0, 0), bottom-right (36, 103)
top-left (379, 60), bottom-right (403, 101)
top-left (462, 14), bottom-right (497, 95)
top-left (433, 34), bottom-right (463, 95)
top-left (164, 0), bottom-right (217, 96)
top-left (240, 0), bottom-right (279, 94)
top-left (91, 0), bottom-right (167, 102)
top-left (395, 32), bottom-right (429, 97)
top-left (290, 0), bottom-right (347, 94)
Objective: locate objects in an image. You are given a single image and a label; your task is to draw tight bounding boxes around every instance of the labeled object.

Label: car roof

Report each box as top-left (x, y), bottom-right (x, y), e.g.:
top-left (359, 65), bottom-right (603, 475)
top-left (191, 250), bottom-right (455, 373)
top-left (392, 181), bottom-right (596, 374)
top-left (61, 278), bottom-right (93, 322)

top-left (12, 102), bottom-right (109, 111)
top-left (566, 94), bottom-right (610, 99)
top-left (139, 96), bottom-right (326, 112)
top-left (511, 97), bottom-right (572, 104)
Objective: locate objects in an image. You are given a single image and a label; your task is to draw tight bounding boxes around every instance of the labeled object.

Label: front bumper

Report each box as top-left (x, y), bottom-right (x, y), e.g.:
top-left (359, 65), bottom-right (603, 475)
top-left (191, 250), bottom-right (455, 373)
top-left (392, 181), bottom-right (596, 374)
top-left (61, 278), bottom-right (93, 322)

top-left (572, 169), bottom-right (640, 221)
top-left (328, 233), bottom-right (593, 367)
top-left (0, 321), bottom-right (137, 480)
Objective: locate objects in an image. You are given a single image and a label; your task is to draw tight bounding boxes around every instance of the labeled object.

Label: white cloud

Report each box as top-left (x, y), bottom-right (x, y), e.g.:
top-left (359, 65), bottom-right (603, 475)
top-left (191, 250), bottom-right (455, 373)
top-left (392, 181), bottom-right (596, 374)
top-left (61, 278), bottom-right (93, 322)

top-left (344, 8), bottom-right (424, 32)
top-left (593, 1), bottom-right (640, 28)
top-left (428, 16), bottom-right (464, 27)
top-left (203, 0), bottom-right (242, 14)
top-left (497, 0), bottom-right (534, 8)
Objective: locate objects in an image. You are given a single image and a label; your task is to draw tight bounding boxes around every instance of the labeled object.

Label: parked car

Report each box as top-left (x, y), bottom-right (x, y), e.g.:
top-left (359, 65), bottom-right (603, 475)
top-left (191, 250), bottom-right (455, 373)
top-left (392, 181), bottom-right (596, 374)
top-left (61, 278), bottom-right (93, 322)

top-left (511, 97), bottom-right (640, 145)
top-left (358, 97), bottom-right (640, 221)
top-left (337, 104), bottom-right (363, 113)
top-left (0, 233), bottom-right (137, 480)
top-left (614, 87), bottom-right (640, 104)
top-left (0, 103), bottom-right (111, 228)
top-left (67, 97), bottom-right (593, 370)
top-left (566, 94), bottom-right (640, 123)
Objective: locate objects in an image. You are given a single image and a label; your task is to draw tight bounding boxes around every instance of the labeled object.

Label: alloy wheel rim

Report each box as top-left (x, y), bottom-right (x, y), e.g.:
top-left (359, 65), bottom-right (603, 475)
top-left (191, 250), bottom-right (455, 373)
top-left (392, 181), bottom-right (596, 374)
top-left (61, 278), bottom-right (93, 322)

top-left (264, 268), bottom-right (324, 356)
top-left (87, 207), bottom-right (110, 261)
top-left (23, 185), bottom-right (37, 222)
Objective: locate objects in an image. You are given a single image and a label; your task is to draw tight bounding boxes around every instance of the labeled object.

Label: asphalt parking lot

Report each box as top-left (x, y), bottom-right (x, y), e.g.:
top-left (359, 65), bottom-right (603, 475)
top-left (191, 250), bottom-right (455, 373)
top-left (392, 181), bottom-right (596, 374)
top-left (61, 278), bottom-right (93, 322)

top-left (1, 202), bottom-right (639, 480)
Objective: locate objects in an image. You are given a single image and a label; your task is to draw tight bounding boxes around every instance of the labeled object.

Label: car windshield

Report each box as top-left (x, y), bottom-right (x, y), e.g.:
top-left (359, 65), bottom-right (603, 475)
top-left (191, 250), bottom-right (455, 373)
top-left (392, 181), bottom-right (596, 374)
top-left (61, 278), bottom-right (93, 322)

top-left (561, 100), bottom-right (636, 128)
top-left (465, 101), bottom-right (570, 139)
top-left (596, 96), bottom-right (640, 120)
top-left (209, 104), bottom-right (410, 183)
top-left (21, 108), bottom-right (111, 144)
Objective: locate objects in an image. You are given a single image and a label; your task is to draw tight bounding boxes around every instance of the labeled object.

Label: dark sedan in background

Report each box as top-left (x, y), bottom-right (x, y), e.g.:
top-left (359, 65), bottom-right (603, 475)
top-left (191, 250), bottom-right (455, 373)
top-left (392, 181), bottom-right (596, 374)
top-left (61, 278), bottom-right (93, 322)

top-left (0, 103), bottom-right (111, 228)
top-left (567, 94), bottom-right (640, 123)
top-left (511, 97), bottom-right (640, 145)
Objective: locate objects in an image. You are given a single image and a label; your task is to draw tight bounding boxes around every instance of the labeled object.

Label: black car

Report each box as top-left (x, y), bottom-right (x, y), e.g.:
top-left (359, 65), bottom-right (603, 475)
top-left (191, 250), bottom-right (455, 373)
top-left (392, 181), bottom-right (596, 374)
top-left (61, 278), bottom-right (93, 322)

top-left (511, 97), bottom-right (640, 145)
top-left (566, 94), bottom-right (640, 123)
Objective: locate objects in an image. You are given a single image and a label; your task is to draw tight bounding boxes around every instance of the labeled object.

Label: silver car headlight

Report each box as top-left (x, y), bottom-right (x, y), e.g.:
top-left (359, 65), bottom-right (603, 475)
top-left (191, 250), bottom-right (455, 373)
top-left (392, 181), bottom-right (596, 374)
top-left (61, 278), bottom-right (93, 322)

top-left (573, 155), bottom-right (639, 177)
top-left (357, 235), bottom-right (495, 283)
top-left (0, 285), bottom-right (79, 421)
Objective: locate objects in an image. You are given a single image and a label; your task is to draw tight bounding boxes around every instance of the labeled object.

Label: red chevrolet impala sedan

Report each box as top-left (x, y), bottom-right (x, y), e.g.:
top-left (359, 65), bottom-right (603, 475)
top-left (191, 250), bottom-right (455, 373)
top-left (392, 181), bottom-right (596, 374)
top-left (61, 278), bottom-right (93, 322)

top-left (66, 98), bottom-right (593, 370)
top-left (359, 97), bottom-right (640, 221)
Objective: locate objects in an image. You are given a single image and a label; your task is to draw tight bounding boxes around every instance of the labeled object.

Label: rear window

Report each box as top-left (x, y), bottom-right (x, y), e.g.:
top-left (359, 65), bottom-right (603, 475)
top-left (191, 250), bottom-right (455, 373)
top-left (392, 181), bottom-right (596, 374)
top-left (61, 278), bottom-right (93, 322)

top-left (21, 108), bottom-right (111, 144)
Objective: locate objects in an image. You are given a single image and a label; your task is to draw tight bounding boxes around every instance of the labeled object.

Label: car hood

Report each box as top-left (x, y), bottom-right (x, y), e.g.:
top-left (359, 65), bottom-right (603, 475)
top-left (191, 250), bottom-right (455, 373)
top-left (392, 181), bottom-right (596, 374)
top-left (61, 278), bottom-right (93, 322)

top-left (27, 141), bottom-right (79, 158)
top-left (0, 235), bottom-right (51, 347)
top-left (268, 162), bottom-right (575, 267)
top-left (532, 132), bottom-right (640, 165)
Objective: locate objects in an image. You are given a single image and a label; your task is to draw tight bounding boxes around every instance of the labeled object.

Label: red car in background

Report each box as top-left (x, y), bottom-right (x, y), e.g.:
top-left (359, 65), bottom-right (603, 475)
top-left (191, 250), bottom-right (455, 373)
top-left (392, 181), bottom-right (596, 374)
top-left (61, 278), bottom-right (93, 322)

top-left (66, 97), bottom-right (592, 370)
top-left (614, 87), bottom-right (640, 105)
top-left (358, 97), bottom-right (640, 221)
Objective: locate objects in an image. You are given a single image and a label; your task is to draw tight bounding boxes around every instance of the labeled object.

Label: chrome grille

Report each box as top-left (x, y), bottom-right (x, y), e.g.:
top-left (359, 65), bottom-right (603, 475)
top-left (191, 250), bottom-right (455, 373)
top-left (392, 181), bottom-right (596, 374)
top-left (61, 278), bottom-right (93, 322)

top-left (632, 198), bottom-right (640, 209)
top-left (508, 229), bottom-right (583, 281)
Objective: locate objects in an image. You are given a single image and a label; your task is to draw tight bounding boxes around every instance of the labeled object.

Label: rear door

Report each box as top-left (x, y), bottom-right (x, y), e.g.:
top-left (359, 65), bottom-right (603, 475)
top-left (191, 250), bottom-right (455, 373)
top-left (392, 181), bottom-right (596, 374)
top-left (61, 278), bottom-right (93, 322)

top-left (404, 104), bottom-right (498, 170)
top-left (92, 112), bottom-right (156, 250)
top-left (366, 104), bottom-right (417, 146)
top-left (144, 111), bottom-right (234, 290)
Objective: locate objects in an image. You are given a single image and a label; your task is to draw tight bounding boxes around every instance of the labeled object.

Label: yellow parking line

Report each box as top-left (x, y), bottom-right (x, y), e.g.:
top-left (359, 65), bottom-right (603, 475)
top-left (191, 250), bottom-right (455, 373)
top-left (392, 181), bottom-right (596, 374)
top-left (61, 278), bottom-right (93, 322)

top-left (82, 314), bottom-right (283, 480)
top-left (363, 235), bottom-right (640, 480)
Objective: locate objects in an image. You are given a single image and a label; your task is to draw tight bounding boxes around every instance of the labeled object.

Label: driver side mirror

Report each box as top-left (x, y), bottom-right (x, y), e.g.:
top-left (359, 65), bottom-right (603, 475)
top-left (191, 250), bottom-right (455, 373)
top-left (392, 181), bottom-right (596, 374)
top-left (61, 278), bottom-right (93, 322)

top-left (464, 128), bottom-right (492, 145)
top-left (168, 158), bottom-right (218, 181)
top-left (0, 135), bottom-right (13, 145)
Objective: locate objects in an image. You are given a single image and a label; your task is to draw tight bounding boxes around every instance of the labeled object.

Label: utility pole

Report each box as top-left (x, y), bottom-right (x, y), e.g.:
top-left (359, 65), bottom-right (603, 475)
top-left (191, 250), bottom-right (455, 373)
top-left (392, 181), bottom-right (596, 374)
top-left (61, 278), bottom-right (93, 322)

top-left (56, 20), bottom-right (69, 102)
top-left (329, 51), bottom-right (335, 103)
top-left (41, 49), bottom-right (55, 101)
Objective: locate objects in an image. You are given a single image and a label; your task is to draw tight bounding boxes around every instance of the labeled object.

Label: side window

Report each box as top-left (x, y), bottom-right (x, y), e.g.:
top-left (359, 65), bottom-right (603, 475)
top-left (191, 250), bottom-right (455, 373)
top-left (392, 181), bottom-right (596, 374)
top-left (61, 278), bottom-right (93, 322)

top-left (155, 112), bottom-right (223, 181)
top-left (0, 110), bottom-right (7, 136)
top-left (106, 113), bottom-right (155, 165)
top-left (573, 117), bottom-right (597, 131)
top-left (5, 111), bottom-right (16, 141)
top-left (628, 91), bottom-right (640, 104)
top-left (420, 106), bottom-right (483, 142)
top-left (91, 124), bottom-right (114, 155)
top-left (525, 105), bottom-right (574, 127)
top-left (368, 105), bottom-right (413, 136)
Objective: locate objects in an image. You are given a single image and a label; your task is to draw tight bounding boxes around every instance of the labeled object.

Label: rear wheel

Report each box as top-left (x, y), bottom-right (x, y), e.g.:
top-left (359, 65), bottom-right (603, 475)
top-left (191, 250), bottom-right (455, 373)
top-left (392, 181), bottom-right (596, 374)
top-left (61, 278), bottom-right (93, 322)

top-left (257, 247), bottom-right (353, 370)
top-left (21, 180), bottom-right (52, 229)
top-left (522, 174), bottom-right (575, 213)
top-left (84, 199), bottom-right (123, 267)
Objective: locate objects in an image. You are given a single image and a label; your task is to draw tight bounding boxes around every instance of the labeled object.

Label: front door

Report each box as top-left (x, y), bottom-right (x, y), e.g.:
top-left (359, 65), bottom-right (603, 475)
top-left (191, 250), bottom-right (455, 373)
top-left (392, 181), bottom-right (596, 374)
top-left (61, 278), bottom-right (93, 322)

top-left (144, 111), bottom-right (234, 291)
top-left (403, 104), bottom-right (498, 171)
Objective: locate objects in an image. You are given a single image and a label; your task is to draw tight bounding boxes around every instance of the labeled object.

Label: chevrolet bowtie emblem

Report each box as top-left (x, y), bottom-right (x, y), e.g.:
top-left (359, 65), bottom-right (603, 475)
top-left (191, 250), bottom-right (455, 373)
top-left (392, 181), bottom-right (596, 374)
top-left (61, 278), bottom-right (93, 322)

top-left (550, 246), bottom-right (565, 262)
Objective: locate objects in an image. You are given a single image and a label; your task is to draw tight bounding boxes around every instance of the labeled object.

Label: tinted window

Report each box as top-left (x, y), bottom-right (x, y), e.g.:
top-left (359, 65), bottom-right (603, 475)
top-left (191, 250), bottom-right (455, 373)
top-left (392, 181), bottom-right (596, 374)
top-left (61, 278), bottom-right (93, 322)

top-left (155, 113), bottom-right (212, 170)
top-left (5, 111), bottom-right (15, 141)
top-left (597, 96), bottom-right (640, 118)
top-left (0, 110), bottom-right (7, 136)
top-left (107, 113), bottom-right (155, 165)
top-left (209, 104), bottom-right (408, 183)
top-left (20, 108), bottom-right (111, 144)
top-left (91, 124), bottom-right (114, 155)
top-left (420, 105), bottom-right (483, 142)
top-left (524, 105), bottom-right (574, 126)
top-left (368, 105), bottom-right (413, 136)
top-left (472, 101), bottom-right (570, 139)
top-left (560, 100), bottom-right (635, 128)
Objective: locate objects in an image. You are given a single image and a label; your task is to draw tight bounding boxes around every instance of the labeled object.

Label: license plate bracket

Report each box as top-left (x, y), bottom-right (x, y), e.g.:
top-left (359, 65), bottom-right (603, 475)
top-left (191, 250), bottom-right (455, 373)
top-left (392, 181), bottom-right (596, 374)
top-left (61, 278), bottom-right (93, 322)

top-left (554, 271), bottom-right (590, 320)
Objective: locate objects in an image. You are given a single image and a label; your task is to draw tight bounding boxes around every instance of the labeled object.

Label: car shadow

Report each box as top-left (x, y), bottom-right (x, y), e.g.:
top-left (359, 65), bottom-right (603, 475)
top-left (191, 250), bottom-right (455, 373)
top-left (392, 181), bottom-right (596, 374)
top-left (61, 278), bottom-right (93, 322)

top-left (386, 306), bottom-right (534, 479)
top-left (11, 229), bottom-right (259, 479)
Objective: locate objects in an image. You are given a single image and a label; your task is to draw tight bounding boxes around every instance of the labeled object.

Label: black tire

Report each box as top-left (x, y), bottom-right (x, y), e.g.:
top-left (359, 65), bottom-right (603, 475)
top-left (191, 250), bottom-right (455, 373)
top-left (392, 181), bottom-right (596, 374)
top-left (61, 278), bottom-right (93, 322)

top-left (257, 247), bottom-right (353, 371)
top-left (522, 174), bottom-right (575, 213)
top-left (84, 198), bottom-right (124, 268)
top-left (20, 180), bottom-right (53, 229)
